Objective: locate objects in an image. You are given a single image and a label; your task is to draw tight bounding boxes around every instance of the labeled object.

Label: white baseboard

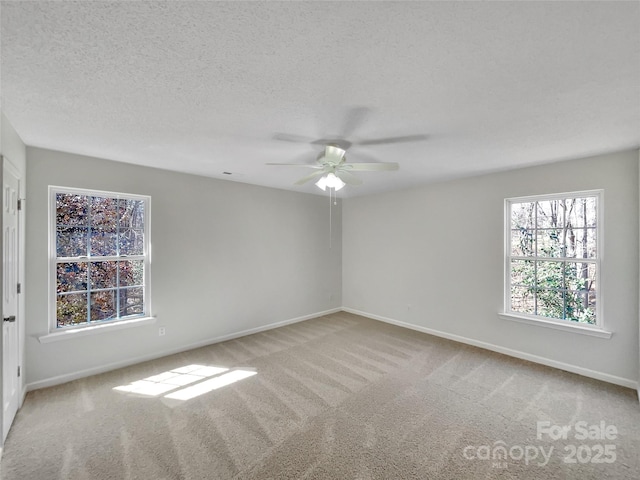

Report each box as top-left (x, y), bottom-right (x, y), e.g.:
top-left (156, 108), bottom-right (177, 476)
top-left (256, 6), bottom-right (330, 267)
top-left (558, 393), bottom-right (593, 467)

top-left (343, 307), bottom-right (639, 390)
top-left (26, 308), bottom-right (341, 392)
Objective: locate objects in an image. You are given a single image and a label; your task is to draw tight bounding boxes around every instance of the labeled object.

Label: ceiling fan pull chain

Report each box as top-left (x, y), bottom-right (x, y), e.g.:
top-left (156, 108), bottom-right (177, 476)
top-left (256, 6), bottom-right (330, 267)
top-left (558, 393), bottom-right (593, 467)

top-left (329, 187), bottom-right (332, 249)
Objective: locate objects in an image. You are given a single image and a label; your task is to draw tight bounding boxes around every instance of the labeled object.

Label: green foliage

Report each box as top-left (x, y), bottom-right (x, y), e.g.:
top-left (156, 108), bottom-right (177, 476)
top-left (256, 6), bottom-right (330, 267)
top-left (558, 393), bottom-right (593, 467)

top-left (510, 198), bottom-right (596, 325)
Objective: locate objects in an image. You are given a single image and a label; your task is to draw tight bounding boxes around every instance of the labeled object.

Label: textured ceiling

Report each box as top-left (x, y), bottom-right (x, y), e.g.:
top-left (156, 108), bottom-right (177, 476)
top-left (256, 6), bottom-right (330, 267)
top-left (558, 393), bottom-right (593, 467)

top-left (1, 1), bottom-right (639, 197)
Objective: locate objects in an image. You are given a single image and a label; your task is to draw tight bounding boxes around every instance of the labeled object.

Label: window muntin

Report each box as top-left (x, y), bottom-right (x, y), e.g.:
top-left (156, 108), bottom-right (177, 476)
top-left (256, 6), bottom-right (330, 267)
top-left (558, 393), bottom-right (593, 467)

top-left (506, 192), bottom-right (601, 326)
top-left (50, 187), bottom-right (151, 330)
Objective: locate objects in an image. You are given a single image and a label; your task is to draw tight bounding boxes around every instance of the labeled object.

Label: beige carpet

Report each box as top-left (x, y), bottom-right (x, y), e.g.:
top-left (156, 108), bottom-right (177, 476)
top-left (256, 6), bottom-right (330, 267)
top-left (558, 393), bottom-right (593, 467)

top-left (2, 312), bottom-right (639, 479)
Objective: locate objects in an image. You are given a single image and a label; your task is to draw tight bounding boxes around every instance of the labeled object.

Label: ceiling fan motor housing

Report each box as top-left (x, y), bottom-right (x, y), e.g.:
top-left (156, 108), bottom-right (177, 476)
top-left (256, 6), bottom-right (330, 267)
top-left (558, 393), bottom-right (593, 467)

top-left (320, 145), bottom-right (347, 166)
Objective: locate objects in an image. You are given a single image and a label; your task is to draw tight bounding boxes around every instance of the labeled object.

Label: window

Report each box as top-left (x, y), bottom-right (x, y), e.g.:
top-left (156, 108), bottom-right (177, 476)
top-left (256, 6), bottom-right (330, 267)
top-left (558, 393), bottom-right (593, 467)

top-left (50, 187), bottom-right (151, 330)
top-left (505, 191), bottom-right (601, 328)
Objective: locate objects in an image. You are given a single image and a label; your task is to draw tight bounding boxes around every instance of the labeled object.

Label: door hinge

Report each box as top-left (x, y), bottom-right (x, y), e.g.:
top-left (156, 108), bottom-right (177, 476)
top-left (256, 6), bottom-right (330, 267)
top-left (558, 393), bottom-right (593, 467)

top-left (17, 283), bottom-right (21, 294)
top-left (17, 366), bottom-right (21, 377)
top-left (17, 199), bottom-right (22, 211)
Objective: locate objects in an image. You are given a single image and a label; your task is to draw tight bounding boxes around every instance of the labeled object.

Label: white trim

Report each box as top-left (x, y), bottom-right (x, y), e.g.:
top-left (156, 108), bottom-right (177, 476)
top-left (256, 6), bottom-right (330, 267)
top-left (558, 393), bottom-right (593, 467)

top-left (343, 307), bottom-right (637, 390)
top-left (498, 312), bottom-right (612, 338)
top-left (38, 316), bottom-right (157, 343)
top-left (506, 189), bottom-right (605, 204)
top-left (26, 308), bottom-right (341, 391)
top-left (2, 155), bottom-right (20, 179)
top-left (49, 185), bottom-right (150, 201)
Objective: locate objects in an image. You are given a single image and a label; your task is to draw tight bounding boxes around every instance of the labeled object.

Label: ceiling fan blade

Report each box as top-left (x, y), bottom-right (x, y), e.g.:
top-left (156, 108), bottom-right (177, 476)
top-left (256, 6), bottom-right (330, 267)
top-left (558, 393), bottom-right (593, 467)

top-left (343, 162), bottom-right (399, 171)
top-left (340, 106), bottom-right (370, 138)
top-left (356, 134), bottom-right (429, 146)
top-left (335, 170), bottom-right (362, 186)
top-left (266, 163), bottom-right (322, 169)
top-left (273, 133), bottom-right (317, 144)
top-left (310, 138), bottom-right (352, 150)
top-left (294, 170), bottom-right (326, 185)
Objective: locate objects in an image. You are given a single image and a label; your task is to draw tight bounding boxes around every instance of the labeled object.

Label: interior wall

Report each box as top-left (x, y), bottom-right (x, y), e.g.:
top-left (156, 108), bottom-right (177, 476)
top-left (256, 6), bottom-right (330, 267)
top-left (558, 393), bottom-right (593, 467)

top-left (25, 147), bottom-right (342, 387)
top-left (343, 149), bottom-right (639, 386)
top-left (0, 112), bottom-right (27, 446)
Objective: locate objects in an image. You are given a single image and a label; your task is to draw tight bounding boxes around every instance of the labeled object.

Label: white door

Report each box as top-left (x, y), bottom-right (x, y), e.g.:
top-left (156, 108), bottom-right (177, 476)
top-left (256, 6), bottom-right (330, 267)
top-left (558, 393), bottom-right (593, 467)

top-left (2, 160), bottom-right (20, 442)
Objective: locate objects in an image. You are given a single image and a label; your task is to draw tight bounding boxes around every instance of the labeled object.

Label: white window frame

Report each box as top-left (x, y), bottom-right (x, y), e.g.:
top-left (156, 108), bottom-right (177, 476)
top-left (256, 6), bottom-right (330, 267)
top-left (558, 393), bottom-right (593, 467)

top-left (46, 186), bottom-right (153, 337)
top-left (501, 190), bottom-right (611, 338)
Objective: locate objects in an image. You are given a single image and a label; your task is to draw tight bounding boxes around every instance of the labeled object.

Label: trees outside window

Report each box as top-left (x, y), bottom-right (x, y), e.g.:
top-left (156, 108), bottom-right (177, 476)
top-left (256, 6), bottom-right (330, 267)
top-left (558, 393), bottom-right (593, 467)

top-left (50, 187), bottom-right (151, 329)
top-left (506, 192), bottom-right (600, 326)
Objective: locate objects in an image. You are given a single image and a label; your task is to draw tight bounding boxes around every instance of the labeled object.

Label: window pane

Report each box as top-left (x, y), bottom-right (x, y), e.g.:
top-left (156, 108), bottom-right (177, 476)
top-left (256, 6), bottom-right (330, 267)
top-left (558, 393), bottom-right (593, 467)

top-left (511, 202), bottom-right (535, 229)
top-left (565, 290), bottom-right (596, 324)
top-left (120, 229), bottom-right (144, 255)
top-left (53, 189), bottom-right (149, 329)
top-left (510, 286), bottom-right (534, 314)
top-left (57, 226), bottom-right (88, 257)
top-left (119, 287), bottom-right (144, 318)
top-left (584, 197), bottom-right (597, 227)
top-left (90, 261), bottom-right (117, 289)
top-left (57, 262), bottom-right (87, 293)
top-left (91, 196), bottom-right (118, 229)
top-left (119, 199), bottom-right (145, 230)
top-left (511, 229), bottom-right (534, 256)
top-left (536, 289), bottom-right (566, 320)
top-left (566, 227), bottom-right (597, 259)
top-left (56, 193), bottom-right (88, 226)
top-left (536, 261), bottom-right (564, 290)
top-left (510, 260), bottom-right (535, 286)
top-left (565, 262), bottom-right (596, 291)
top-left (564, 226), bottom-right (578, 258)
top-left (57, 293), bottom-right (88, 327)
top-left (566, 197), bottom-right (597, 228)
top-left (90, 290), bottom-right (116, 321)
top-left (90, 229), bottom-right (118, 256)
top-left (119, 260), bottom-right (144, 287)
top-left (537, 200), bottom-right (564, 229)
top-left (507, 194), bottom-right (598, 325)
top-left (536, 228), bottom-right (564, 257)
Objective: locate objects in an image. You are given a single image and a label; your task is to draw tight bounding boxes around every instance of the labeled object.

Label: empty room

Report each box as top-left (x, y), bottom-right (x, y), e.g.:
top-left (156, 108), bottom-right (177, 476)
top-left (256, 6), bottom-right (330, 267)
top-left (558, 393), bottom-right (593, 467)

top-left (1, 1), bottom-right (639, 479)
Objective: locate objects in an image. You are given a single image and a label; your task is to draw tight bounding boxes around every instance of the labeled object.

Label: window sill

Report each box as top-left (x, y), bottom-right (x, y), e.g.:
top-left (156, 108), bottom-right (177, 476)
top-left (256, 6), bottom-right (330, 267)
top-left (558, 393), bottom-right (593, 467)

top-left (499, 313), bottom-right (612, 339)
top-left (38, 316), bottom-right (157, 344)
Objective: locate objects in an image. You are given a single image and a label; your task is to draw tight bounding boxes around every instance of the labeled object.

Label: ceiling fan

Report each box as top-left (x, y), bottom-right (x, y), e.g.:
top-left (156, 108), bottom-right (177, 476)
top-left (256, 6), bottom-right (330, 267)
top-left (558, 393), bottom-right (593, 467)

top-left (267, 144), bottom-right (400, 191)
top-left (266, 107), bottom-right (428, 191)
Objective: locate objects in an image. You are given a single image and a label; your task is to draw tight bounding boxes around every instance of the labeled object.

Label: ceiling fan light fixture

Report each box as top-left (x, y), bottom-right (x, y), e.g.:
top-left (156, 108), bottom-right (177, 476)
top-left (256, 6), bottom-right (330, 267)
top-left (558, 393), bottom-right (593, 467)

top-left (315, 173), bottom-right (345, 191)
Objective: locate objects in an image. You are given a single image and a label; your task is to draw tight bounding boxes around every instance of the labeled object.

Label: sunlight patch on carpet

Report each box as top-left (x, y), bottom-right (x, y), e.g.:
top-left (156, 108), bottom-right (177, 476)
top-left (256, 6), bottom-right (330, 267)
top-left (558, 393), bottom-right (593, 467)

top-left (113, 364), bottom-right (230, 397)
top-left (164, 369), bottom-right (257, 401)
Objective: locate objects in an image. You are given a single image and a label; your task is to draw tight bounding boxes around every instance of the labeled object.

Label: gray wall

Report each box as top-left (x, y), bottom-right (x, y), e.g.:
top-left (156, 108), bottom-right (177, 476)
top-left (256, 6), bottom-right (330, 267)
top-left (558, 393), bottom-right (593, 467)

top-left (343, 149), bottom-right (639, 385)
top-left (26, 147), bottom-right (342, 386)
top-left (19, 145), bottom-right (640, 390)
